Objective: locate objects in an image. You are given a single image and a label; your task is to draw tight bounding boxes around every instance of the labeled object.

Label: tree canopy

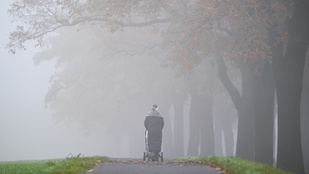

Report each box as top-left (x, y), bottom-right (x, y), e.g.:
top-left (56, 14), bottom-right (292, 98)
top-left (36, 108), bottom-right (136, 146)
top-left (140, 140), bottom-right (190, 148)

top-left (7, 0), bottom-right (288, 67)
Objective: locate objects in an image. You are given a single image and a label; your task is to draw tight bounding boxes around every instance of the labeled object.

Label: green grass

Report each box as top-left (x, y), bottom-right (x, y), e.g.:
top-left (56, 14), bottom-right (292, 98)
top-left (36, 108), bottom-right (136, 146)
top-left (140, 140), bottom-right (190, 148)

top-left (0, 155), bottom-right (294, 174)
top-left (175, 156), bottom-right (293, 174)
top-left (0, 154), bottom-right (108, 174)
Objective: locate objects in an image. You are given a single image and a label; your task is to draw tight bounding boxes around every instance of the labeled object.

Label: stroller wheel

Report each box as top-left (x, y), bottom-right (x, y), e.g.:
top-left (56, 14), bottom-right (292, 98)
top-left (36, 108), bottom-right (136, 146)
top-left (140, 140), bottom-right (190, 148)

top-left (151, 152), bottom-right (157, 161)
top-left (143, 152), bottom-right (146, 161)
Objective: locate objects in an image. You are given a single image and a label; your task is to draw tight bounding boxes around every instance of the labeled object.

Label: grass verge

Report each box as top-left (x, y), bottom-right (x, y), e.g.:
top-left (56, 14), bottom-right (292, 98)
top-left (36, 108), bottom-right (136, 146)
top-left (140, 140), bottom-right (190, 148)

top-left (0, 154), bottom-right (108, 174)
top-left (175, 156), bottom-right (293, 174)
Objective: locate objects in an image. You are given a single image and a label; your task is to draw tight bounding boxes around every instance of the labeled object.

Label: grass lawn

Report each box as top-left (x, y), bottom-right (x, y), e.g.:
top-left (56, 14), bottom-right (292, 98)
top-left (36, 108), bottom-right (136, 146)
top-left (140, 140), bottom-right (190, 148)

top-left (0, 154), bottom-right (108, 174)
top-left (175, 156), bottom-right (294, 174)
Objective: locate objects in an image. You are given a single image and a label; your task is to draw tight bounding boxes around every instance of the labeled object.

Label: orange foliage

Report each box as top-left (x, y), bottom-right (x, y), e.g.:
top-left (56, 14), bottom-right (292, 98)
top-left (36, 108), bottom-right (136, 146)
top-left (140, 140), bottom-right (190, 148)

top-left (165, 0), bottom-right (288, 71)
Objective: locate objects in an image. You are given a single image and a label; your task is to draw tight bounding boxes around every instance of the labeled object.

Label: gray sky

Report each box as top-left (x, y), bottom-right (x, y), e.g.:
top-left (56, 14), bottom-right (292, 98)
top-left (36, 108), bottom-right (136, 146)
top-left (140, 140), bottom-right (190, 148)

top-left (0, 0), bottom-right (123, 161)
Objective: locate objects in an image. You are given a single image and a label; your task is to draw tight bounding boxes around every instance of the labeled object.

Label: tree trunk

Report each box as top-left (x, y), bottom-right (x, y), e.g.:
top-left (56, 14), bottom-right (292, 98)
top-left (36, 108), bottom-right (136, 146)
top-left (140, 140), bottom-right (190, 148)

top-left (236, 65), bottom-right (255, 160)
top-left (214, 118), bottom-right (224, 156)
top-left (160, 103), bottom-right (174, 158)
top-left (187, 93), bottom-right (201, 156)
top-left (213, 94), bottom-right (236, 156)
top-left (188, 84), bottom-right (215, 157)
top-left (173, 96), bottom-right (185, 157)
top-left (301, 55), bottom-right (309, 173)
top-left (199, 91), bottom-right (215, 157)
top-left (275, 55), bottom-right (305, 173)
top-left (217, 58), bottom-right (255, 160)
top-left (222, 118), bottom-right (235, 156)
top-left (252, 61), bottom-right (275, 166)
top-left (271, 1), bottom-right (308, 173)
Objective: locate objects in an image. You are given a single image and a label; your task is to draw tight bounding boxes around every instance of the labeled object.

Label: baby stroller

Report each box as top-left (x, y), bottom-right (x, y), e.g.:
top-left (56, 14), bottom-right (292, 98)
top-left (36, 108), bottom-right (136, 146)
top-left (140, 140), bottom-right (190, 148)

top-left (143, 130), bottom-right (163, 162)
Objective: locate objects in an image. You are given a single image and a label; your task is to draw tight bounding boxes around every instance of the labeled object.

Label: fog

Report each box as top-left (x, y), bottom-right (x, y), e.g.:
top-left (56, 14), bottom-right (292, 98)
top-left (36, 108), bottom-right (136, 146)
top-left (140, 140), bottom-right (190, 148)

top-left (0, 2), bottom-right (308, 173)
top-left (0, 0), bottom-right (231, 161)
top-left (0, 0), bottom-right (128, 161)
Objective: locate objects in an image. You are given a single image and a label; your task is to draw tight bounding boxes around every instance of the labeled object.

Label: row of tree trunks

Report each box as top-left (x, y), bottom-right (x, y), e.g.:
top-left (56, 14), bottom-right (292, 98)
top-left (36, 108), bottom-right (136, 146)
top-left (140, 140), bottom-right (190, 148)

top-left (186, 1), bottom-right (309, 173)
top-left (216, 57), bottom-right (276, 165)
top-left (154, 43), bottom-right (304, 171)
top-left (215, 55), bottom-right (276, 165)
top-left (168, 59), bottom-right (276, 164)
top-left (153, 2), bottom-right (308, 173)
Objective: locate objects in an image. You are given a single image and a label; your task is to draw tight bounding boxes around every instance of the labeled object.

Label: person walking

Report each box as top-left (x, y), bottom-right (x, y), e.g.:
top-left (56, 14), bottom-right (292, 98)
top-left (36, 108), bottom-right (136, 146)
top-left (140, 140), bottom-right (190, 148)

top-left (144, 104), bottom-right (164, 161)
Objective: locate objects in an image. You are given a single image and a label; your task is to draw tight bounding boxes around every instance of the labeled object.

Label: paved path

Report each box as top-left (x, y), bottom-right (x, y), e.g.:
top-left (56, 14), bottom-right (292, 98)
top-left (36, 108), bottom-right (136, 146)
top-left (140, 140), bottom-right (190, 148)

top-left (87, 158), bottom-right (223, 174)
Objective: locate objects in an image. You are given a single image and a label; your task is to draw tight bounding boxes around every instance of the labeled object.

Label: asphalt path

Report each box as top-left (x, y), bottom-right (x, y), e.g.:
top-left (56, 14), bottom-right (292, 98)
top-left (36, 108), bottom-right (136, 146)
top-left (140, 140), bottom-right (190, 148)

top-left (86, 158), bottom-right (223, 174)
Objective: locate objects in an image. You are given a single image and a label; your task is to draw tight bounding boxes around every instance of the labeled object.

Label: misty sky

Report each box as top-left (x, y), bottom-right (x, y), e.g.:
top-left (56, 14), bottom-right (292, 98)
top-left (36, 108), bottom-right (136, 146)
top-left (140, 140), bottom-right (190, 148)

top-left (0, 0), bottom-right (121, 161)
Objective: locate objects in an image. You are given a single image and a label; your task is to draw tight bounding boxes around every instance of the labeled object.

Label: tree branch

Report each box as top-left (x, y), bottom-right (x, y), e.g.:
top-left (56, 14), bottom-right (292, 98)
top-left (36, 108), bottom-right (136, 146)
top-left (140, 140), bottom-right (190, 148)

top-left (216, 57), bottom-right (242, 111)
top-left (86, 17), bottom-right (170, 28)
top-left (7, 15), bottom-right (170, 54)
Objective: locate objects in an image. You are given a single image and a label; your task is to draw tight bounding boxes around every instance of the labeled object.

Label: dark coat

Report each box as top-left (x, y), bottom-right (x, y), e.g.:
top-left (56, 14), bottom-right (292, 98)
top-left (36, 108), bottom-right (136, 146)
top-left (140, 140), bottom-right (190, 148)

top-left (144, 116), bottom-right (164, 152)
